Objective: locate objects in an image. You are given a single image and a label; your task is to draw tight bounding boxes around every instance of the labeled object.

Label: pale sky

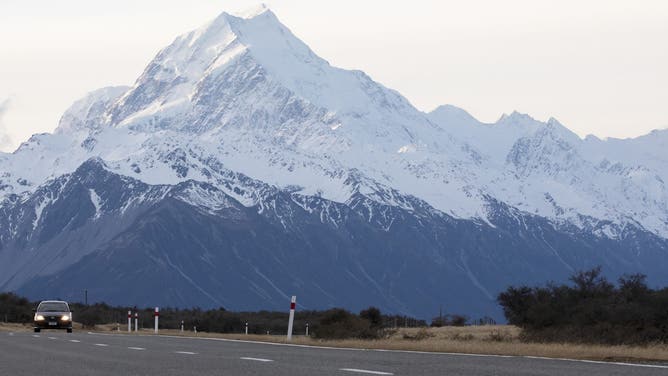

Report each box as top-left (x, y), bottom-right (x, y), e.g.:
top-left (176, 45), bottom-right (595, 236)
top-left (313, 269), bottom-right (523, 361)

top-left (1, 0), bottom-right (667, 152)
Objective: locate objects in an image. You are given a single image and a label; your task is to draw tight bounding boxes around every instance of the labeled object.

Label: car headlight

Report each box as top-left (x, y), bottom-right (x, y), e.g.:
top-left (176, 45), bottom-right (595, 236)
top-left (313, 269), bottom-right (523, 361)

top-left (35, 315), bottom-right (45, 321)
top-left (60, 315), bottom-right (71, 321)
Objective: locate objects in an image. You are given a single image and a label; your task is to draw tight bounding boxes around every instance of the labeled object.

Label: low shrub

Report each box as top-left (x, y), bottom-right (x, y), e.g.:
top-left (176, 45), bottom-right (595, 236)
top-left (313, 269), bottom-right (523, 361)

top-left (498, 267), bottom-right (668, 345)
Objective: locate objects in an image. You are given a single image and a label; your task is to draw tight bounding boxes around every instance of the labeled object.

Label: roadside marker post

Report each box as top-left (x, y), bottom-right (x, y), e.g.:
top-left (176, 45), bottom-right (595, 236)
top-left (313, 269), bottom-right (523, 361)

top-left (127, 311), bottom-right (131, 333)
top-left (306, 322), bottom-right (309, 336)
top-left (287, 295), bottom-right (296, 341)
top-left (245, 322), bottom-right (248, 335)
top-left (180, 320), bottom-right (184, 333)
top-left (154, 307), bottom-right (159, 334)
top-left (134, 312), bottom-right (138, 332)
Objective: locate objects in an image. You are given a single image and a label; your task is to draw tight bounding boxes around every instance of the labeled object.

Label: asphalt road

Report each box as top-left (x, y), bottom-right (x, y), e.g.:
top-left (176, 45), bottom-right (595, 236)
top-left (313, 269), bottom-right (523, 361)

top-left (1, 330), bottom-right (667, 376)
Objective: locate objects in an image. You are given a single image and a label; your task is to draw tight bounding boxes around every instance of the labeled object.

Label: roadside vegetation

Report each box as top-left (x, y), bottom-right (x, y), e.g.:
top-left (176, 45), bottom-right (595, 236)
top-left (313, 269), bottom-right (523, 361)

top-left (498, 267), bottom-right (668, 345)
top-left (2, 284), bottom-right (668, 363)
top-left (0, 292), bottom-right (425, 339)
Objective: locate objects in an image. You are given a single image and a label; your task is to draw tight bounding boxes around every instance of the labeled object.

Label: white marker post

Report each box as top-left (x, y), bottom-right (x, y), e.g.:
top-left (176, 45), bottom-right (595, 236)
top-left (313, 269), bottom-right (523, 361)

top-left (287, 296), bottom-right (296, 341)
top-left (306, 323), bottom-right (309, 336)
top-left (180, 320), bottom-right (184, 333)
top-left (134, 312), bottom-right (138, 332)
top-left (245, 322), bottom-right (248, 335)
top-left (127, 311), bottom-right (131, 333)
top-left (154, 307), bottom-right (159, 334)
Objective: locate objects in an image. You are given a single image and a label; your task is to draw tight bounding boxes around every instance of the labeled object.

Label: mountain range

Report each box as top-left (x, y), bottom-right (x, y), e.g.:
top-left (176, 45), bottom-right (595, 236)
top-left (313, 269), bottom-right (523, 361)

top-left (1, 5), bottom-right (667, 320)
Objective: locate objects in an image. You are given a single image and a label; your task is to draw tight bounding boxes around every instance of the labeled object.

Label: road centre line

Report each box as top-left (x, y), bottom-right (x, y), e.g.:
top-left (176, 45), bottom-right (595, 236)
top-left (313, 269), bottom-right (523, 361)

top-left (69, 339), bottom-right (81, 343)
top-left (524, 356), bottom-right (668, 369)
top-left (240, 357), bottom-right (273, 362)
top-left (86, 332), bottom-right (668, 369)
top-left (340, 369), bottom-right (394, 375)
top-left (175, 351), bottom-right (197, 355)
top-left (128, 347), bottom-right (145, 350)
top-left (94, 343), bottom-right (108, 347)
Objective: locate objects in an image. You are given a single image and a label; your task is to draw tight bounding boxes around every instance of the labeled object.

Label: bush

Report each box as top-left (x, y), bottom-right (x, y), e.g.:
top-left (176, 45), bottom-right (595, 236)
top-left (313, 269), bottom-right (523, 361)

top-left (0, 292), bottom-right (33, 323)
top-left (313, 308), bottom-right (381, 339)
top-left (0, 293), bottom-right (425, 339)
top-left (430, 314), bottom-right (468, 327)
top-left (498, 268), bottom-right (668, 345)
top-left (360, 307), bottom-right (382, 328)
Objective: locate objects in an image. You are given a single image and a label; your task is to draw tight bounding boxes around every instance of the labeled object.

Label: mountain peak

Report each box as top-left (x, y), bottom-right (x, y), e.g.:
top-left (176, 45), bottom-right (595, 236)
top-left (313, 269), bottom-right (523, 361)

top-left (430, 104), bottom-right (477, 119)
top-left (428, 104), bottom-right (482, 129)
top-left (209, 4), bottom-right (278, 32)
top-left (232, 3), bottom-right (272, 19)
top-left (544, 116), bottom-right (583, 143)
top-left (106, 5), bottom-right (423, 143)
top-left (498, 110), bottom-right (534, 124)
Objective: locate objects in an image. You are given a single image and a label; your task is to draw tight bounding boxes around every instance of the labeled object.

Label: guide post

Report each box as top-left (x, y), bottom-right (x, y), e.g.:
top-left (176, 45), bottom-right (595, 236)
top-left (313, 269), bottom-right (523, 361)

top-left (287, 296), bottom-right (296, 341)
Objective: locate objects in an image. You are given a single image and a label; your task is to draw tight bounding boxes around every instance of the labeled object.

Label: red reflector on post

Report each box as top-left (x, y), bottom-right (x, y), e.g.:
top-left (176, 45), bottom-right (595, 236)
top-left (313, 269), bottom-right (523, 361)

top-left (290, 302), bottom-right (296, 310)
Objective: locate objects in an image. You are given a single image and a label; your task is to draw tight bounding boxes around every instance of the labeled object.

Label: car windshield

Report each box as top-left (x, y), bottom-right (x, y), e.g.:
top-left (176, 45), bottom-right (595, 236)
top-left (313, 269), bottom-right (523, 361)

top-left (37, 302), bottom-right (69, 312)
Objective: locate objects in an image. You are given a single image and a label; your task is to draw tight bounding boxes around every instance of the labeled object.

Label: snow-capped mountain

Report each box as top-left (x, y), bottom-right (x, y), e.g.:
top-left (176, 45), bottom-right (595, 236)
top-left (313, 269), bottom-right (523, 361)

top-left (1, 5), bottom-right (667, 319)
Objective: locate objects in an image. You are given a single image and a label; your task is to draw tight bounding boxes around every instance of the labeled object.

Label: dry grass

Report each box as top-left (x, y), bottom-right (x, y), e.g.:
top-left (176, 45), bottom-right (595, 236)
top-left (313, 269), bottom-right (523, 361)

top-left (95, 325), bottom-right (668, 364)
top-left (7, 321), bottom-right (667, 364)
top-left (0, 322), bottom-right (31, 332)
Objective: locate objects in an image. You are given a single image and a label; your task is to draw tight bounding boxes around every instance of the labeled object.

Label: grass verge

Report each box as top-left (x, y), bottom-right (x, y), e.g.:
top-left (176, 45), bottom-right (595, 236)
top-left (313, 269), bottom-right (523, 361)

top-left (4, 322), bottom-right (666, 364)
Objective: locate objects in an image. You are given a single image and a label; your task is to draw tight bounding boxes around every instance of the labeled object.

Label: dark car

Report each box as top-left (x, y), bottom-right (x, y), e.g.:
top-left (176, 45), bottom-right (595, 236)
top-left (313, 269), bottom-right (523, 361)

top-left (33, 300), bottom-right (73, 333)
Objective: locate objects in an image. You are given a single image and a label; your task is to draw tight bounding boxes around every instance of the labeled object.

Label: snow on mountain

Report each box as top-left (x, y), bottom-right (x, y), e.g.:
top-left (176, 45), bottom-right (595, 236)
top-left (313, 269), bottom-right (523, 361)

top-left (0, 7), bottom-right (485, 219)
top-left (107, 6), bottom-right (435, 153)
top-left (427, 107), bottom-right (544, 160)
top-left (0, 5), bottom-right (667, 241)
top-left (56, 86), bottom-right (129, 134)
top-left (6, 157), bottom-right (667, 319)
top-left (426, 105), bottom-right (668, 237)
top-left (2, 5), bottom-right (668, 319)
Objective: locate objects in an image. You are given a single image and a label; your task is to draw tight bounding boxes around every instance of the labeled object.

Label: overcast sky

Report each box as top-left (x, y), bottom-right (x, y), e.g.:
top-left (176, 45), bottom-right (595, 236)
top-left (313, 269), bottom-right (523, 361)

top-left (1, 0), bottom-right (667, 152)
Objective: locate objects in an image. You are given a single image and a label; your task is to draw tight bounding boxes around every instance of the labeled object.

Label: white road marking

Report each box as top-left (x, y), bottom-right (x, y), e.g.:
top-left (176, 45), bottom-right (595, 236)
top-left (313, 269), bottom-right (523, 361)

top-left (48, 337), bottom-right (57, 340)
top-left (340, 369), bottom-right (394, 375)
top-left (69, 339), bottom-right (81, 343)
top-left (524, 356), bottom-right (668, 369)
top-left (175, 351), bottom-right (197, 355)
top-left (32, 335), bottom-right (40, 338)
top-left (94, 343), bottom-right (108, 347)
top-left (127, 347), bottom-right (145, 351)
top-left (240, 357), bottom-right (274, 362)
top-left (84, 332), bottom-right (668, 370)
top-left (8, 333), bottom-right (14, 336)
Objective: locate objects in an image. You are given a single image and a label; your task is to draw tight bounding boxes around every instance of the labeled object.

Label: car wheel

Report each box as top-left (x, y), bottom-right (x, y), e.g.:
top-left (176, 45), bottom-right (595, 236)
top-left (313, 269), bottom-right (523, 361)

top-left (67, 328), bottom-right (72, 333)
top-left (34, 328), bottom-right (40, 333)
